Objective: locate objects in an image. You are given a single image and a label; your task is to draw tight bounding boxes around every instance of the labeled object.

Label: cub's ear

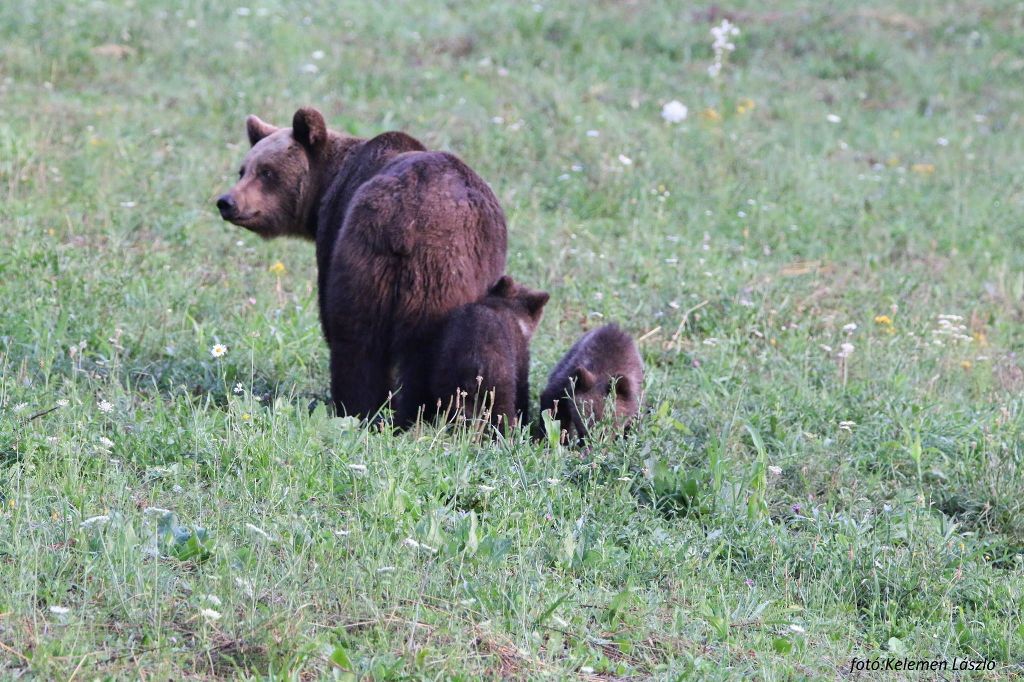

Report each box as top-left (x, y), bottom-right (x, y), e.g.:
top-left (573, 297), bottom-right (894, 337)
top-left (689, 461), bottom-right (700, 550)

top-left (612, 375), bottom-right (633, 398)
top-left (246, 115), bottom-right (278, 146)
top-left (490, 275), bottom-right (514, 296)
top-left (572, 366), bottom-right (597, 392)
top-left (525, 290), bottom-right (550, 320)
top-left (292, 107), bottom-right (327, 151)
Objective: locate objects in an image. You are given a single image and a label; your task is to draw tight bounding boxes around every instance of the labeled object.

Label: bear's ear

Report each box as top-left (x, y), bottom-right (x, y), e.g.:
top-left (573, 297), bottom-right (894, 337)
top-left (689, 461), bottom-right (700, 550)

top-left (612, 375), bottom-right (632, 398)
top-left (525, 290), bottom-right (550, 320)
top-left (573, 366), bottom-right (597, 392)
top-left (246, 115), bottom-right (278, 146)
top-left (292, 107), bottom-right (327, 151)
top-left (490, 275), bottom-right (514, 297)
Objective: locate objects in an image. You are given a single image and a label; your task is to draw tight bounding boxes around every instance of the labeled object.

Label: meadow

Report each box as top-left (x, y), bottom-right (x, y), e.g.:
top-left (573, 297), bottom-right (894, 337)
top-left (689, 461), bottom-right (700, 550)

top-left (2, 0), bottom-right (1024, 678)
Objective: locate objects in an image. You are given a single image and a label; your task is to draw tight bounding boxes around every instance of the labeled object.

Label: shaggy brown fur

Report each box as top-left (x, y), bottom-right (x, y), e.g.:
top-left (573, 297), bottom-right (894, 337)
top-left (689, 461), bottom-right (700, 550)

top-left (538, 324), bottom-right (643, 444)
top-left (430, 276), bottom-right (549, 431)
top-left (217, 107), bottom-right (507, 425)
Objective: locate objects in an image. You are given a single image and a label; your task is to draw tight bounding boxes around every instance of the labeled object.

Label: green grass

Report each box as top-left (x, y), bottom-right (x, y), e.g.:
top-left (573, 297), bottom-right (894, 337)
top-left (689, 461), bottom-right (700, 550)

top-left (2, 0), bottom-right (1024, 678)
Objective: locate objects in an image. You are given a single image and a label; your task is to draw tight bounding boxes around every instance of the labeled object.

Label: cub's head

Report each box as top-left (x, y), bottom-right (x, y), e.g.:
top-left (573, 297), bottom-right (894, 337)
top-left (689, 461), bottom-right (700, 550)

top-left (567, 366), bottom-right (638, 431)
top-left (215, 107), bottom-right (329, 239)
top-left (488, 275), bottom-right (549, 339)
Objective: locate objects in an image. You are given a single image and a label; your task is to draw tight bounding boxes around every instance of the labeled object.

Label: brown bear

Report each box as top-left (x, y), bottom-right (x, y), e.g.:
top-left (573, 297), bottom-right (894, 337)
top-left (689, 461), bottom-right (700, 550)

top-left (430, 275), bottom-right (549, 431)
top-left (216, 107), bottom-right (507, 425)
top-left (538, 324), bottom-right (643, 444)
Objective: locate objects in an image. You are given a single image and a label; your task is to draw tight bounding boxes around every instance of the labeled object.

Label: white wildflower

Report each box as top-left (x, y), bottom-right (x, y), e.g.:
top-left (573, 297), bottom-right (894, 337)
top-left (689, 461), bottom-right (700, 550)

top-left (235, 7), bottom-right (251, 16)
top-left (97, 399), bottom-right (114, 413)
top-left (402, 537), bottom-right (436, 553)
top-left (245, 522), bottom-right (272, 541)
top-left (837, 343), bottom-right (854, 359)
top-left (233, 382), bottom-right (244, 394)
top-left (347, 463), bottom-right (367, 473)
top-left (789, 624), bottom-right (806, 634)
top-left (618, 154), bottom-right (633, 166)
top-left (56, 399), bottom-right (69, 407)
top-left (210, 344), bottom-right (228, 358)
top-left (838, 421), bottom-right (856, 432)
top-left (937, 137), bottom-right (949, 146)
top-left (300, 63), bottom-right (319, 74)
top-left (200, 607), bottom-right (221, 621)
top-left (661, 100), bottom-right (688, 123)
top-left (98, 436), bottom-right (114, 449)
top-left (49, 605), bottom-right (71, 615)
top-left (143, 507), bottom-right (173, 517)
top-left (312, 50), bottom-right (325, 60)
top-left (826, 114), bottom-right (842, 123)
top-left (80, 515), bottom-right (111, 529)
top-left (203, 594), bottom-right (222, 606)
top-left (586, 130), bottom-right (600, 137)
top-left (708, 19), bottom-right (740, 78)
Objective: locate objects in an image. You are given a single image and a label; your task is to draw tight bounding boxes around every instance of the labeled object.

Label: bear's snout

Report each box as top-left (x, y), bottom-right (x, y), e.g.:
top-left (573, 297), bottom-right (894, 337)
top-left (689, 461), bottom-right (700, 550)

top-left (216, 193), bottom-right (237, 220)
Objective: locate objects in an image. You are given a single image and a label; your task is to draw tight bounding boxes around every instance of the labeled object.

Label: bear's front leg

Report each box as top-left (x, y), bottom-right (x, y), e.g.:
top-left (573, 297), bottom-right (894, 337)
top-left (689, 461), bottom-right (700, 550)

top-left (329, 340), bottom-right (391, 421)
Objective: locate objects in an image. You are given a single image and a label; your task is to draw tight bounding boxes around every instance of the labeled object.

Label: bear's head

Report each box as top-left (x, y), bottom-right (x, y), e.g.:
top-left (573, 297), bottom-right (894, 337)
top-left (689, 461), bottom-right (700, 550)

top-left (488, 275), bottom-right (550, 339)
top-left (216, 107), bottom-right (335, 239)
top-left (565, 366), bottom-right (638, 433)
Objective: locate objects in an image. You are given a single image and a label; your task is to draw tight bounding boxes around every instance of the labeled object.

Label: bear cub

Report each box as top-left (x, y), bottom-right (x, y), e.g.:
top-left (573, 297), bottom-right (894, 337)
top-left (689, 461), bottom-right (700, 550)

top-left (539, 324), bottom-right (644, 444)
top-left (431, 276), bottom-right (549, 430)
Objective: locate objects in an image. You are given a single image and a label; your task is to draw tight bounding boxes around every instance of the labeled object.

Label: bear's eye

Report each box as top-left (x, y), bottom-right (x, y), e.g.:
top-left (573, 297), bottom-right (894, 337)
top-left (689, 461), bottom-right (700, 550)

top-left (260, 168), bottom-right (275, 181)
top-left (238, 167), bottom-right (245, 179)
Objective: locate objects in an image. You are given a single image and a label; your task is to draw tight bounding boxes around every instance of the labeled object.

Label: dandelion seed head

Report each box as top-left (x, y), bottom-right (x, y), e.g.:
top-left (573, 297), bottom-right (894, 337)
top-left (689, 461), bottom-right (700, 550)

top-left (661, 100), bottom-right (688, 123)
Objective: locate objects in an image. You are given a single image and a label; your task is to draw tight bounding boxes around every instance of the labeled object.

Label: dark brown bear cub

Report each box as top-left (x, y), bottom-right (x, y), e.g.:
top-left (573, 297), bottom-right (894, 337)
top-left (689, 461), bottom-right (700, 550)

top-left (431, 276), bottom-right (549, 431)
top-left (539, 324), bottom-right (643, 444)
top-left (216, 107), bottom-right (507, 426)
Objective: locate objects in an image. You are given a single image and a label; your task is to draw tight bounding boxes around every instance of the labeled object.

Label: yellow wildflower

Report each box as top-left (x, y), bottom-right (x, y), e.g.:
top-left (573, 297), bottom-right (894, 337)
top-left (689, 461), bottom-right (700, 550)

top-left (960, 360), bottom-right (973, 370)
top-left (736, 98), bottom-right (755, 115)
top-left (269, 261), bottom-right (286, 275)
top-left (911, 163), bottom-right (935, 175)
top-left (972, 330), bottom-right (988, 346)
top-left (700, 107), bottom-right (722, 122)
top-left (874, 315), bottom-right (893, 326)
top-left (242, 413), bottom-right (251, 422)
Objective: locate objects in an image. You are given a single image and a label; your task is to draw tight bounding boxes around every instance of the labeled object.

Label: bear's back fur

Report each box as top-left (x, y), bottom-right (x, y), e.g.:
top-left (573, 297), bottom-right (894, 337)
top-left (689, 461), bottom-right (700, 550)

top-left (315, 132), bottom-right (508, 424)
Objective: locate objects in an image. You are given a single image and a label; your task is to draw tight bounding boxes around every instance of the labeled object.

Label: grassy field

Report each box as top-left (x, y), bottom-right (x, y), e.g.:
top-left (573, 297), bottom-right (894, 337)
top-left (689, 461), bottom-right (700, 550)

top-left (2, 0), bottom-right (1024, 678)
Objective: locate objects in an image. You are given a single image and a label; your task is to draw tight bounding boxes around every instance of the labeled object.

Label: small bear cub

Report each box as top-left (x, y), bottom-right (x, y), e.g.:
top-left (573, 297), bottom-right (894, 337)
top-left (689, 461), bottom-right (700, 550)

top-left (539, 324), bottom-right (643, 443)
top-left (431, 276), bottom-right (549, 430)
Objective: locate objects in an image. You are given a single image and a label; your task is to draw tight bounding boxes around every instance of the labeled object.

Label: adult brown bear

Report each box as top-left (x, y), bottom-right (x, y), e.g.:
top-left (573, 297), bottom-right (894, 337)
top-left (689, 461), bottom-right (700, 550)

top-left (216, 107), bottom-right (507, 425)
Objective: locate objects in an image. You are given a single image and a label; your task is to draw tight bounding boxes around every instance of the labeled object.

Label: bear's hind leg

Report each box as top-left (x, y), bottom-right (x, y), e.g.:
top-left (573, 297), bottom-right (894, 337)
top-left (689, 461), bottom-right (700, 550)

top-left (329, 341), bottom-right (390, 421)
top-left (394, 351), bottom-right (436, 428)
